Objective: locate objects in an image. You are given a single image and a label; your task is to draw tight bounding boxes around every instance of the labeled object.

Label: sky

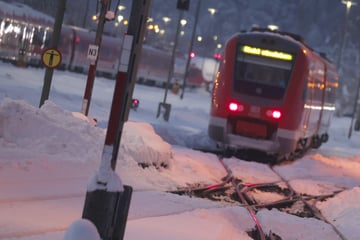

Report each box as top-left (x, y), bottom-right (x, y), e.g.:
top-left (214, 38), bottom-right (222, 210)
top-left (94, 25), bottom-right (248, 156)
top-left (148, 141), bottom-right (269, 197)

top-left (0, 61), bottom-right (360, 240)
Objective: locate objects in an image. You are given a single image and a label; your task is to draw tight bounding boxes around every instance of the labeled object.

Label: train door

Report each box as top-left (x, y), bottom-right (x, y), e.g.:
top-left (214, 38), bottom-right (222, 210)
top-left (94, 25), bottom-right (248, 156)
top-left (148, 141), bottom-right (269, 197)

top-left (302, 60), bottom-right (315, 137)
top-left (320, 65), bottom-right (338, 132)
top-left (302, 59), bottom-right (325, 137)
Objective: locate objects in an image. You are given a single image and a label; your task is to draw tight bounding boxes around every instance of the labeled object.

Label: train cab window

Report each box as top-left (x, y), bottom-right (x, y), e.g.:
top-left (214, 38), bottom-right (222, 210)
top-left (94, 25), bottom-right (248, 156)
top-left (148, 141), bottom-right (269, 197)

top-left (234, 45), bottom-right (294, 100)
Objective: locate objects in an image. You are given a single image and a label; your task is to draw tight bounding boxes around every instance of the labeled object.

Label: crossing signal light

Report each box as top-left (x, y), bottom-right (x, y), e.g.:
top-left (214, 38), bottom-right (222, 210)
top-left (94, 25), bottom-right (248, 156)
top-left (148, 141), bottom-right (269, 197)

top-left (213, 53), bottom-right (221, 60)
top-left (190, 51), bottom-right (196, 58)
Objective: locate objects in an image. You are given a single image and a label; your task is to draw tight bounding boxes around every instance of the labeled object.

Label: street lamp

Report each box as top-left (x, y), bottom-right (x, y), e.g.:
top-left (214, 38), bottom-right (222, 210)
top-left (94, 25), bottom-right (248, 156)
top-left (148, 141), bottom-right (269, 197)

top-left (340, 0), bottom-right (358, 138)
top-left (118, 5), bottom-right (126, 11)
top-left (180, 19), bottom-right (187, 36)
top-left (162, 16), bottom-right (171, 24)
top-left (180, 19), bottom-right (187, 26)
top-left (208, 8), bottom-right (217, 16)
top-left (207, 7), bottom-right (218, 58)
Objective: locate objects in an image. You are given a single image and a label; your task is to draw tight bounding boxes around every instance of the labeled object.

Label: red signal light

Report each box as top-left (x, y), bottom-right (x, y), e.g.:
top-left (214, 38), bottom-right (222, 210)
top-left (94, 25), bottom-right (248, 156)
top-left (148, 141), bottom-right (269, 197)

top-left (213, 53), bottom-right (221, 60)
top-left (131, 98), bottom-right (140, 109)
top-left (266, 109), bottom-right (282, 119)
top-left (189, 51), bottom-right (196, 58)
top-left (228, 102), bottom-right (244, 112)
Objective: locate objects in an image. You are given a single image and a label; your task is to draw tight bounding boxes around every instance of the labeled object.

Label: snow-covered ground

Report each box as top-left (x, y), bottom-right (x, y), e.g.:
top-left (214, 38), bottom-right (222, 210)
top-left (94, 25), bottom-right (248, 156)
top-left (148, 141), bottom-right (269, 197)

top-left (0, 61), bottom-right (359, 240)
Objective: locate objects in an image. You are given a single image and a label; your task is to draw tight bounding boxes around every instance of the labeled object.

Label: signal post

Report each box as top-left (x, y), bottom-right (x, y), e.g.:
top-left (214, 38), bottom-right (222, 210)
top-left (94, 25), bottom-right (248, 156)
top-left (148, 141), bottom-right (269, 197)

top-left (81, 1), bottom-right (151, 240)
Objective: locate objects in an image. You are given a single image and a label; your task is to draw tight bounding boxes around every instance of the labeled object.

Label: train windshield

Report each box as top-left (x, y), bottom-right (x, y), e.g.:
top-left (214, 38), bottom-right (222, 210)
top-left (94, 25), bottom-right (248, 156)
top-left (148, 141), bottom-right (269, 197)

top-left (234, 44), bottom-right (294, 100)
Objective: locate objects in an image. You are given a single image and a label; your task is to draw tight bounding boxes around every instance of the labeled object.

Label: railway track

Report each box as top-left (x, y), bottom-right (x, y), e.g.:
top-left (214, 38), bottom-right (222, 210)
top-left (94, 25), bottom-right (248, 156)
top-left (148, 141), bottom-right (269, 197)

top-left (171, 151), bottom-right (348, 240)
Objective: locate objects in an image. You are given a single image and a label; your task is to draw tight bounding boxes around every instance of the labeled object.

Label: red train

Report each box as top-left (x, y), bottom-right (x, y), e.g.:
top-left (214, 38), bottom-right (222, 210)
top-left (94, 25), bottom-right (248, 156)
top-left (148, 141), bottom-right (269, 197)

top-left (0, 1), bottom-right (205, 87)
top-left (208, 28), bottom-right (339, 161)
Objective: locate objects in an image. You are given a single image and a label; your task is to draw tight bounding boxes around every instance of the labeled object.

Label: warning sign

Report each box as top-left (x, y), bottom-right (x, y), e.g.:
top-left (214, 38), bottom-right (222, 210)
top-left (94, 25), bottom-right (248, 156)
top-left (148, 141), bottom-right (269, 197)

top-left (41, 48), bottom-right (62, 68)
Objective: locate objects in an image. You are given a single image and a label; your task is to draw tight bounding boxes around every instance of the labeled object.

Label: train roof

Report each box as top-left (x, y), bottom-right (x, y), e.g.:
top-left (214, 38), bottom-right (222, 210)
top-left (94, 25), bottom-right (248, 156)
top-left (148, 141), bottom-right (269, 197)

top-left (240, 27), bottom-right (334, 64)
top-left (244, 27), bottom-right (312, 49)
top-left (0, 1), bottom-right (53, 26)
top-left (249, 27), bottom-right (305, 44)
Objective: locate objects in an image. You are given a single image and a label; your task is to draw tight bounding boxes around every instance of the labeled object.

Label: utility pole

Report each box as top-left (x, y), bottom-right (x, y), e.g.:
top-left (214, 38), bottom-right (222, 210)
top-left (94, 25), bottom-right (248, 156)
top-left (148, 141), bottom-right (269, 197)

top-left (348, 77), bottom-right (360, 138)
top-left (81, 0), bottom-right (110, 116)
top-left (180, 0), bottom-right (201, 99)
top-left (39, 0), bottom-right (66, 107)
top-left (82, 0), bottom-right (90, 28)
top-left (157, 0), bottom-right (190, 121)
top-left (81, 1), bottom-right (152, 240)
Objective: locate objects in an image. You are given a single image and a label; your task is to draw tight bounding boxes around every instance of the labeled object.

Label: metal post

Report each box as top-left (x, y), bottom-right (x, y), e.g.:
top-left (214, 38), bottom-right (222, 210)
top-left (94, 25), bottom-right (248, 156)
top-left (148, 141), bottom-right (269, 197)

top-left (164, 10), bottom-right (183, 104)
top-left (82, 1), bottom-right (152, 240)
top-left (123, 0), bottom-right (152, 121)
top-left (336, 4), bottom-right (350, 69)
top-left (82, 0), bottom-right (90, 28)
top-left (348, 78), bottom-right (360, 138)
top-left (81, 0), bottom-right (109, 116)
top-left (157, 10), bottom-right (184, 121)
top-left (180, 0), bottom-right (201, 99)
top-left (39, 0), bottom-right (66, 107)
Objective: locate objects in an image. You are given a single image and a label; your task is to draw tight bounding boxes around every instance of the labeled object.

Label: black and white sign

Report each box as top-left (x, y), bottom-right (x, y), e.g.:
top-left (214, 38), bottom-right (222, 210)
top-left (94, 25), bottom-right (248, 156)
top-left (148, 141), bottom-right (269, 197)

top-left (87, 44), bottom-right (99, 61)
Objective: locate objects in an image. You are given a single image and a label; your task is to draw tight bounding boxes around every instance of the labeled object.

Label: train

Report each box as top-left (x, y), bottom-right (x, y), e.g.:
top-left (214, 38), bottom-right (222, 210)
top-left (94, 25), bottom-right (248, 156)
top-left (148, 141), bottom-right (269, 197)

top-left (208, 28), bottom-right (339, 161)
top-left (0, 1), bottom-right (206, 88)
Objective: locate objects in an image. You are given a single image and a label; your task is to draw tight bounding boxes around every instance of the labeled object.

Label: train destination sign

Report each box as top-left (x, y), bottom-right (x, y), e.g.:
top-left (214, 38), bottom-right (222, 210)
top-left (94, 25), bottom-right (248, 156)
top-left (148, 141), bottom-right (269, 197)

top-left (41, 48), bottom-right (62, 68)
top-left (242, 45), bottom-right (293, 61)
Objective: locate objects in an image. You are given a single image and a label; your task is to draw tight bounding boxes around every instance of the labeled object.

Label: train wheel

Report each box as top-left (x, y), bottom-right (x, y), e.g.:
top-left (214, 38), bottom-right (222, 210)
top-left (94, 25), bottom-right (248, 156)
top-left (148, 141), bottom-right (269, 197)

top-left (320, 133), bottom-right (329, 143)
top-left (311, 135), bottom-right (322, 149)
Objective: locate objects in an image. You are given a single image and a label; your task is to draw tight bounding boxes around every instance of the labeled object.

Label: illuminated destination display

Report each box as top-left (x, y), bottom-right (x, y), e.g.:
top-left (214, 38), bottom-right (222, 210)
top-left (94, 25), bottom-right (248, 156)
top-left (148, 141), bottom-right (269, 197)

top-left (242, 45), bottom-right (293, 61)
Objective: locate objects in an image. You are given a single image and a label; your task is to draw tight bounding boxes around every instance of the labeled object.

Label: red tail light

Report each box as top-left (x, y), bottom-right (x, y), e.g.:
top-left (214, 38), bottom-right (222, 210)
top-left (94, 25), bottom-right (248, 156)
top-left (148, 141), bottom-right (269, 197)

top-left (228, 102), bottom-right (244, 112)
top-left (266, 109), bottom-right (282, 119)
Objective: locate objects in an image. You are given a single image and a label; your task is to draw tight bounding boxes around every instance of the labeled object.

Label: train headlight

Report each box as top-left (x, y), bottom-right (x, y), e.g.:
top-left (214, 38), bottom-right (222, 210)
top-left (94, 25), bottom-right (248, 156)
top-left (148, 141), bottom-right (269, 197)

top-left (228, 102), bottom-right (244, 112)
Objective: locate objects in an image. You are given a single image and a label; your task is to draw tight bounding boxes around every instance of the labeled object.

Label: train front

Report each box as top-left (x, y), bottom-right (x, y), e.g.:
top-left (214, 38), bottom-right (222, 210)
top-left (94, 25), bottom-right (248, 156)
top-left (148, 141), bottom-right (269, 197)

top-left (208, 31), bottom-right (305, 156)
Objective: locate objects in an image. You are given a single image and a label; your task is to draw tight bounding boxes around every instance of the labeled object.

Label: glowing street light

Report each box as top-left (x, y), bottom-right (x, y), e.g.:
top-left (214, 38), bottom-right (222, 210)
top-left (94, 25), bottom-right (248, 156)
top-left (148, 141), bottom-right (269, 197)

top-left (208, 8), bottom-right (217, 16)
top-left (162, 16), bottom-right (171, 24)
top-left (180, 19), bottom-right (187, 27)
top-left (117, 15), bottom-right (124, 23)
top-left (342, 0), bottom-right (356, 12)
top-left (117, 5), bottom-right (126, 11)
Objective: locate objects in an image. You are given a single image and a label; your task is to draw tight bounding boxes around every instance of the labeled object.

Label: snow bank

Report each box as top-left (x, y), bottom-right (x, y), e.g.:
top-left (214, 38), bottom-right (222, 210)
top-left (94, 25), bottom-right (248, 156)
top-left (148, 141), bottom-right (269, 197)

top-left (0, 99), bottom-right (104, 162)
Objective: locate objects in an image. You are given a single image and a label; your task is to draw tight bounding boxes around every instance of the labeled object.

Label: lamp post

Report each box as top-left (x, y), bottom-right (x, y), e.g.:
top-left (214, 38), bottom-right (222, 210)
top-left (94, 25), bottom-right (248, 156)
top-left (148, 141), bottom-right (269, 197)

top-left (161, 16), bottom-right (171, 47)
top-left (340, 0), bottom-right (358, 138)
top-left (208, 7), bottom-right (219, 83)
top-left (336, 0), bottom-right (356, 69)
top-left (180, 0), bottom-right (201, 99)
top-left (156, 0), bottom-right (190, 121)
top-left (180, 18), bottom-right (187, 36)
top-left (156, 10), bottom-right (184, 121)
top-left (82, 0), bottom-right (90, 28)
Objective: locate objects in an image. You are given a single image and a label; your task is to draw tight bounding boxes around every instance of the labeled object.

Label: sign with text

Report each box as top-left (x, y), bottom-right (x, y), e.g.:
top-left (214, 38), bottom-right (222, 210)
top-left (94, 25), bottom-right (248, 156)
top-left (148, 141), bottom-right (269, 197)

top-left (87, 44), bottom-right (99, 61)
